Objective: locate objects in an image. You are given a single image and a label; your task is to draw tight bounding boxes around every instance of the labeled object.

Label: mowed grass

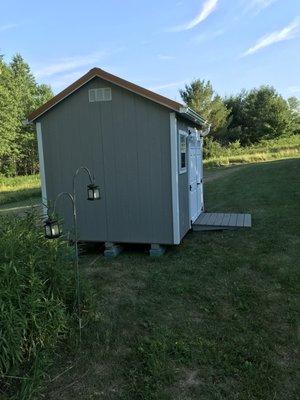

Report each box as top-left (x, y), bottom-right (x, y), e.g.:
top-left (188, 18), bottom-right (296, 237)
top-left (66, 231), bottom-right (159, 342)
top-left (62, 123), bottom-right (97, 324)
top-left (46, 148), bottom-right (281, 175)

top-left (204, 134), bottom-right (300, 167)
top-left (0, 174), bottom-right (41, 205)
top-left (43, 158), bottom-right (299, 400)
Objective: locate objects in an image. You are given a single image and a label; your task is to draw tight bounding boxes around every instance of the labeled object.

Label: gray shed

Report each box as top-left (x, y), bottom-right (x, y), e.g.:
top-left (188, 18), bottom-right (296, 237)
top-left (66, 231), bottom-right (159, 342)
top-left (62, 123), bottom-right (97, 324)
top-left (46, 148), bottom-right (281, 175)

top-left (28, 68), bottom-right (210, 255)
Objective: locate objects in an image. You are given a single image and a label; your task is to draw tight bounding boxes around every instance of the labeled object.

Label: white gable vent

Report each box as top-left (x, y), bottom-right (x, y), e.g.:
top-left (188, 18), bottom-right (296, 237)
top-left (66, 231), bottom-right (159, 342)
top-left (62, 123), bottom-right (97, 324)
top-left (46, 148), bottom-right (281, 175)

top-left (89, 88), bottom-right (112, 102)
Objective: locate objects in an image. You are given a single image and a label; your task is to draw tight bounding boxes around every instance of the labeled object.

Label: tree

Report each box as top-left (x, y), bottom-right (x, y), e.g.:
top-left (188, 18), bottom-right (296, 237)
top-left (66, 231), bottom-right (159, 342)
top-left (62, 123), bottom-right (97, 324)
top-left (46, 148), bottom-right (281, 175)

top-left (0, 57), bottom-right (19, 174)
top-left (224, 86), bottom-right (295, 145)
top-left (287, 96), bottom-right (300, 134)
top-left (0, 54), bottom-right (53, 175)
top-left (179, 79), bottom-right (230, 134)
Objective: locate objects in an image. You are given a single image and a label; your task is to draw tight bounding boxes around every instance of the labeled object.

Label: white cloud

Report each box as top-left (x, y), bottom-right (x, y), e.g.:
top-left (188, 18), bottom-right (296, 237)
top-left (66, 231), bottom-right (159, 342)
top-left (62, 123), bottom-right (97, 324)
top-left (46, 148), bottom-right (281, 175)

top-left (148, 80), bottom-right (187, 91)
top-left (287, 86), bottom-right (300, 94)
top-left (249, 0), bottom-right (278, 12)
top-left (191, 28), bottom-right (224, 44)
top-left (242, 0), bottom-right (278, 16)
top-left (242, 17), bottom-right (300, 56)
top-left (48, 71), bottom-right (86, 92)
top-left (0, 23), bottom-right (18, 32)
top-left (169, 0), bottom-right (219, 32)
top-left (157, 54), bottom-right (175, 60)
top-left (34, 51), bottom-right (107, 78)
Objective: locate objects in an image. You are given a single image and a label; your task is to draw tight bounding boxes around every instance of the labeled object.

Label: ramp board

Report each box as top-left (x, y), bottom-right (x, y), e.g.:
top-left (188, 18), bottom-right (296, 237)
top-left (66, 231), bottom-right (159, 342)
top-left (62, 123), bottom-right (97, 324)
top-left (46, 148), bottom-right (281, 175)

top-left (193, 213), bottom-right (251, 231)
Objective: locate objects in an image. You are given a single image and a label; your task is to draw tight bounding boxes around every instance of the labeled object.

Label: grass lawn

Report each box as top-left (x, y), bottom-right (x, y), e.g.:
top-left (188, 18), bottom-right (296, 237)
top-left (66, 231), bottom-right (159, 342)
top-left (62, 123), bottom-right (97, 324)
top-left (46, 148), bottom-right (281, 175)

top-left (0, 174), bottom-right (40, 205)
top-left (42, 158), bottom-right (299, 400)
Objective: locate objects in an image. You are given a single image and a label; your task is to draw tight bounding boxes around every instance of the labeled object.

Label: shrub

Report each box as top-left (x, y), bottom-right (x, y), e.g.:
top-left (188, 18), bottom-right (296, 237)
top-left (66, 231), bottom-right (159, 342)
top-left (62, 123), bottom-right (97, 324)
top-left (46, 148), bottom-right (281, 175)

top-left (203, 137), bottom-right (222, 159)
top-left (0, 212), bottom-right (91, 399)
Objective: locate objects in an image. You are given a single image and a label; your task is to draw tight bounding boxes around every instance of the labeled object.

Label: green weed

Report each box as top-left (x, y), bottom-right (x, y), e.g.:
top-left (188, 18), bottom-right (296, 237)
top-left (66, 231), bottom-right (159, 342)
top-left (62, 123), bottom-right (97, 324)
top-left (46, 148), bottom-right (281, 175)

top-left (0, 212), bottom-right (93, 399)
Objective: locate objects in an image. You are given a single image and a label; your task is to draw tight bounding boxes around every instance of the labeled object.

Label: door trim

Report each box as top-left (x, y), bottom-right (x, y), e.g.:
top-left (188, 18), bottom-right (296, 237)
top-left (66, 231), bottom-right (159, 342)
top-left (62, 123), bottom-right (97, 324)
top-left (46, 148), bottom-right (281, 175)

top-left (188, 133), bottom-right (202, 225)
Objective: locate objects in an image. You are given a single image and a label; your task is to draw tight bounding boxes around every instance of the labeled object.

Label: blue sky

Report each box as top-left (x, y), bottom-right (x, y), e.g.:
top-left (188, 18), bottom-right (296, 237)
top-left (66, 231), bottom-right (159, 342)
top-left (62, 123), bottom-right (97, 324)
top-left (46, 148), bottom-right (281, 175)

top-left (1, 0), bottom-right (300, 101)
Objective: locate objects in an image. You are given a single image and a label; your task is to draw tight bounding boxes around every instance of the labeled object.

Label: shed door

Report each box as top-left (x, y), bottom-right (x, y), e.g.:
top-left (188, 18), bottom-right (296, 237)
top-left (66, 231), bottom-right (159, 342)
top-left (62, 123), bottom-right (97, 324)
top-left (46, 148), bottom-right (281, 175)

top-left (197, 137), bottom-right (204, 214)
top-left (188, 134), bottom-right (203, 223)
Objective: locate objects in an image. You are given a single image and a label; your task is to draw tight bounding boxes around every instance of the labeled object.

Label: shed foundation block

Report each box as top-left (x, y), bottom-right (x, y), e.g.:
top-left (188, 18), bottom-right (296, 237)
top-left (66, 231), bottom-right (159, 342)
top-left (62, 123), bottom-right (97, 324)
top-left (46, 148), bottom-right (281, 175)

top-left (104, 242), bottom-right (123, 258)
top-left (149, 244), bottom-right (166, 257)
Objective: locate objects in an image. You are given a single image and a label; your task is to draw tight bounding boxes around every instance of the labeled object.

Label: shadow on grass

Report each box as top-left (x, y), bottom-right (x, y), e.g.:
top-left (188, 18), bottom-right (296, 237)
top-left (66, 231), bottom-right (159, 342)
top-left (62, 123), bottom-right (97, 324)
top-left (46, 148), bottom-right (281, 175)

top-left (0, 188), bottom-right (41, 206)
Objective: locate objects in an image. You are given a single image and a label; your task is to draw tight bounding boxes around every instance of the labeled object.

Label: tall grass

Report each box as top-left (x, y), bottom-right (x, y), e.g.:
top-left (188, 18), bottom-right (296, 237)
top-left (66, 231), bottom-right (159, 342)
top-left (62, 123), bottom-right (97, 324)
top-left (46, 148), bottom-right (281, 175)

top-left (0, 212), bottom-right (92, 399)
top-left (0, 174), bottom-right (41, 205)
top-left (204, 134), bottom-right (300, 167)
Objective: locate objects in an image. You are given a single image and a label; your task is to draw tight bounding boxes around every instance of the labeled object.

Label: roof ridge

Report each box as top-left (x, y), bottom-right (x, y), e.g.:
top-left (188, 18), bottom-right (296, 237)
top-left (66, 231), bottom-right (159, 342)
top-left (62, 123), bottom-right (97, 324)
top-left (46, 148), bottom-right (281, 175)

top-left (27, 67), bottom-right (205, 126)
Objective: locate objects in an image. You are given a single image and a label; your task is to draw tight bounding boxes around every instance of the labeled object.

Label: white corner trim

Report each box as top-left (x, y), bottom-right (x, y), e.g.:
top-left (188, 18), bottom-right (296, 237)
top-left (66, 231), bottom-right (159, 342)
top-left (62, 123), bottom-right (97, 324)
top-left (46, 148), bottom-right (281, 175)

top-left (36, 122), bottom-right (47, 216)
top-left (170, 113), bottom-right (180, 244)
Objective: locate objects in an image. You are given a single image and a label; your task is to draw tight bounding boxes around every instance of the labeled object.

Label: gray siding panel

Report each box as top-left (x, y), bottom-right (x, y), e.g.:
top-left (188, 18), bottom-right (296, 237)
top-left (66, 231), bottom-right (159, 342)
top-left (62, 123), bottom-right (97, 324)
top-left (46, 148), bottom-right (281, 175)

top-left (41, 85), bottom-right (108, 242)
top-left (177, 119), bottom-right (190, 239)
top-left (39, 77), bottom-right (173, 244)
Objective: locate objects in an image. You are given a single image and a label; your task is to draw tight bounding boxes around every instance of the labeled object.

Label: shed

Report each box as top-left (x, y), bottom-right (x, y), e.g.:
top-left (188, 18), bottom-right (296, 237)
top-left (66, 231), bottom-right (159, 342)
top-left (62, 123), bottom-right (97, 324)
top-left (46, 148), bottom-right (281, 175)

top-left (28, 68), bottom-right (210, 256)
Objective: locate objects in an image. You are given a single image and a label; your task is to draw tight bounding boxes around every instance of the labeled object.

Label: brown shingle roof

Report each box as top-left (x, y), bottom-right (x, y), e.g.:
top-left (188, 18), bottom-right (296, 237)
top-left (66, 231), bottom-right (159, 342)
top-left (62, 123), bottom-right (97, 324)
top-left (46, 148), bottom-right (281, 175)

top-left (28, 67), bottom-right (192, 122)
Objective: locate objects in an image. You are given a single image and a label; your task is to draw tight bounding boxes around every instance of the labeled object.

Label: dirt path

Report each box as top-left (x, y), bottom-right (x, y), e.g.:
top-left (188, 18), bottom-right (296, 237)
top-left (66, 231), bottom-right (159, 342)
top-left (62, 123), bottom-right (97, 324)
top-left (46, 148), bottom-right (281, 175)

top-left (204, 164), bottom-right (247, 183)
top-left (0, 165), bottom-right (246, 216)
top-left (0, 198), bottom-right (41, 216)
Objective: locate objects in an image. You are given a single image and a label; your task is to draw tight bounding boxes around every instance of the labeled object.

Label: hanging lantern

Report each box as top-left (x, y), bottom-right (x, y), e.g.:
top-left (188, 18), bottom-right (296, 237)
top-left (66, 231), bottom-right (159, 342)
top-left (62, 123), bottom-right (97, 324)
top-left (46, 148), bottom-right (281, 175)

top-left (44, 217), bottom-right (62, 239)
top-left (87, 183), bottom-right (100, 201)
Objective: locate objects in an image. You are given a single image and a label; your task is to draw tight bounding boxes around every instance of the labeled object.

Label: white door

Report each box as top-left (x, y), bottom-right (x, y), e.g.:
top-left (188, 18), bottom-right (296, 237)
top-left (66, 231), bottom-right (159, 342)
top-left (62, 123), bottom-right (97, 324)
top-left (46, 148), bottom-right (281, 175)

top-left (189, 135), bottom-right (204, 223)
top-left (197, 137), bottom-right (204, 213)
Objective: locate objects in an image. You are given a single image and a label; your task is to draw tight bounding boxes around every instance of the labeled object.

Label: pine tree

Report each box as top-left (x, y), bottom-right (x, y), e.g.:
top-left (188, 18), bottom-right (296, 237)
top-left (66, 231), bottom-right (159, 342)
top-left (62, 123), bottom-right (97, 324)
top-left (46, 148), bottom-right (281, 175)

top-left (179, 79), bottom-right (230, 134)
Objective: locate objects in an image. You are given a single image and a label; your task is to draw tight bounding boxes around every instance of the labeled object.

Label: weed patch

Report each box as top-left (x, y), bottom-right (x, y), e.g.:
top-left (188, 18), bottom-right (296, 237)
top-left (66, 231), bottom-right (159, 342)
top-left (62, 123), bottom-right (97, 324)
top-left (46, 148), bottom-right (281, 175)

top-left (0, 212), bottom-right (92, 399)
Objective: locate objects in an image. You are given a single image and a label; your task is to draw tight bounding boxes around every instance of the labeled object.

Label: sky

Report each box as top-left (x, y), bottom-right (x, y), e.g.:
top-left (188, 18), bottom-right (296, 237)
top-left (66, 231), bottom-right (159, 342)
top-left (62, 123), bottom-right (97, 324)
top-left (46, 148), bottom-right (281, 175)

top-left (1, 0), bottom-right (300, 101)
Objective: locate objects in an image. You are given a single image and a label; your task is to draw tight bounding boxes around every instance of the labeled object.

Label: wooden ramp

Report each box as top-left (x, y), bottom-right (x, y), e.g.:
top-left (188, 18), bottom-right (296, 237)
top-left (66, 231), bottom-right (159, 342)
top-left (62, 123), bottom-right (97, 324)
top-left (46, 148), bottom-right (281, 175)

top-left (193, 212), bottom-right (251, 231)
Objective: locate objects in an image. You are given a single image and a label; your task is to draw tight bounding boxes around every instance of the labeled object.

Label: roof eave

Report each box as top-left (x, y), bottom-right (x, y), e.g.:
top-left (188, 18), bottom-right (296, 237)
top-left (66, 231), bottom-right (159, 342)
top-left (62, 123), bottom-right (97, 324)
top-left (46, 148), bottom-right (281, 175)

top-left (27, 68), bottom-right (185, 123)
top-left (179, 106), bottom-right (208, 128)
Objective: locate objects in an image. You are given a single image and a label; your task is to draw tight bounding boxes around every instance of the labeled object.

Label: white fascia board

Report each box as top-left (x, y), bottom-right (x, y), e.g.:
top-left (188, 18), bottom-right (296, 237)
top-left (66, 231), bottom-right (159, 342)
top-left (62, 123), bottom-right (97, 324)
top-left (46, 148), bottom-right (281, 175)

top-left (170, 112), bottom-right (180, 244)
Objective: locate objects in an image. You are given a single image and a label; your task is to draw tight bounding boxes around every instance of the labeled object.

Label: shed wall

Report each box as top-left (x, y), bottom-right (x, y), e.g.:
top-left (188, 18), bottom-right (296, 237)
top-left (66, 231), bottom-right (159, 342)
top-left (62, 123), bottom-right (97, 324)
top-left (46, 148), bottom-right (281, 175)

top-left (39, 77), bottom-right (174, 244)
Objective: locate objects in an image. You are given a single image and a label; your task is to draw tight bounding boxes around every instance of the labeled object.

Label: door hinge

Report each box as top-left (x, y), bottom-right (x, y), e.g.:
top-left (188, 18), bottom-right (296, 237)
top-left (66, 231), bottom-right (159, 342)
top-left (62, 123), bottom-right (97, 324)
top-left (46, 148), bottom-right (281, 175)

top-left (189, 184), bottom-right (192, 191)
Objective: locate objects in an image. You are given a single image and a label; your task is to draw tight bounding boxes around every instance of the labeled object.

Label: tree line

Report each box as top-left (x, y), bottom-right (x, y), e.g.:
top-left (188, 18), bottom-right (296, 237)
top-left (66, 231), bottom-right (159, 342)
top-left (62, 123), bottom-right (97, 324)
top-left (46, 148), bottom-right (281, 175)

top-left (0, 54), bottom-right (299, 176)
top-left (0, 54), bottom-right (53, 175)
top-left (180, 80), bottom-right (300, 155)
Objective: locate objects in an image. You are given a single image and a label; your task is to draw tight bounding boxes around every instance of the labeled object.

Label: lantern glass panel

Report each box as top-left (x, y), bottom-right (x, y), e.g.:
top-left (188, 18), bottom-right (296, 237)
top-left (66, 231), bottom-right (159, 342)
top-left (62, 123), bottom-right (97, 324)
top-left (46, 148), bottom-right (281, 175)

top-left (51, 223), bottom-right (60, 237)
top-left (93, 188), bottom-right (100, 199)
top-left (87, 184), bottom-right (100, 201)
top-left (44, 219), bottom-right (61, 239)
top-left (45, 225), bottom-right (51, 237)
top-left (88, 189), bottom-right (94, 200)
